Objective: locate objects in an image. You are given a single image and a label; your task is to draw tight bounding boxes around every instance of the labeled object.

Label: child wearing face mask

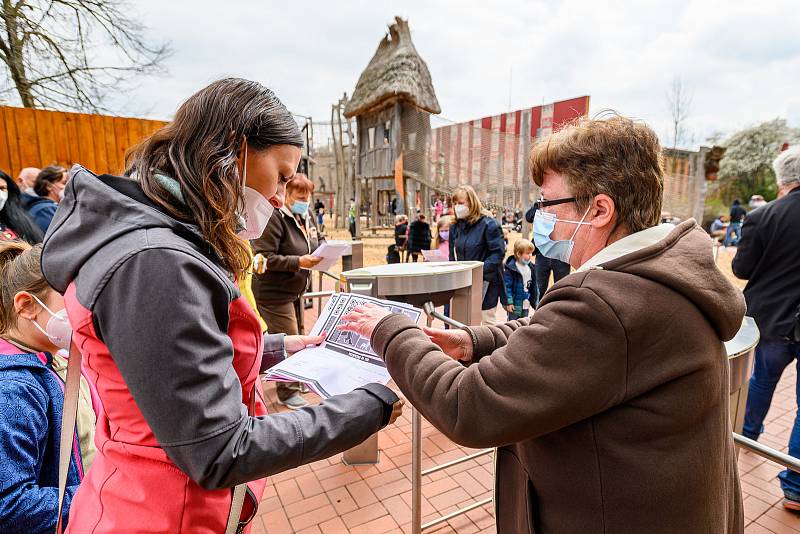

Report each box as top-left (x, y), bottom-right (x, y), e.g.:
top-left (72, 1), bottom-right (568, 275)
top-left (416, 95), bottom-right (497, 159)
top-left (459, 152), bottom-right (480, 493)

top-left (503, 239), bottom-right (535, 321)
top-left (0, 241), bottom-right (95, 532)
top-left (432, 216), bottom-right (452, 260)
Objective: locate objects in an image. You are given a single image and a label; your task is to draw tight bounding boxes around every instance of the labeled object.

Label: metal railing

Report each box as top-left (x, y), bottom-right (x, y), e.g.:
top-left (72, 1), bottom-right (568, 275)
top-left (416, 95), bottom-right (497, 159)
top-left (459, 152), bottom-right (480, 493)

top-left (733, 433), bottom-right (800, 473)
top-left (411, 304), bottom-right (493, 533)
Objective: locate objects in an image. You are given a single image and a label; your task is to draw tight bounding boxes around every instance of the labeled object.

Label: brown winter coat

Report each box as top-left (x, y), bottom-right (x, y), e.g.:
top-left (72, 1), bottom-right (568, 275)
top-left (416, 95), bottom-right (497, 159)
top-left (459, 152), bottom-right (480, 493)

top-left (252, 205), bottom-right (321, 305)
top-left (371, 220), bottom-right (746, 533)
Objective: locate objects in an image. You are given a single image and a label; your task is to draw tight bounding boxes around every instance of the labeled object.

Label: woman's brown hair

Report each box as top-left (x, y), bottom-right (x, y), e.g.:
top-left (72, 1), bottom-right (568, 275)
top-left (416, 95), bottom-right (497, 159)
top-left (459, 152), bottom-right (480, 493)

top-left (126, 78), bottom-right (303, 277)
top-left (0, 242), bottom-right (49, 335)
top-left (286, 173), bottom-right (315, 197)
top-left (528, 114), bottom-right (664, 233)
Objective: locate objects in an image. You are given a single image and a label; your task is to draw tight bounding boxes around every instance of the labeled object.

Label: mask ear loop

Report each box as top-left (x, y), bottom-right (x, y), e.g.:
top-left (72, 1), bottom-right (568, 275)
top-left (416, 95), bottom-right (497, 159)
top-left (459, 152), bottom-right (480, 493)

top-left (568, 205), bottom-right (592, 241)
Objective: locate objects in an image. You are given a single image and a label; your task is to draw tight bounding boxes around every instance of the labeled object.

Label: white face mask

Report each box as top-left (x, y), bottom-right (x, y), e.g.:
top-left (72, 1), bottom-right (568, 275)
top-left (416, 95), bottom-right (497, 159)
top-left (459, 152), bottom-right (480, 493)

top-left (30, 294), bottom-right (72, 350)
top-left (236, 142), bottom-right (275, 240)
top-left (0, 189), bottom-right (8, 211)
top-left (454, 204), bottom-right (469, 219)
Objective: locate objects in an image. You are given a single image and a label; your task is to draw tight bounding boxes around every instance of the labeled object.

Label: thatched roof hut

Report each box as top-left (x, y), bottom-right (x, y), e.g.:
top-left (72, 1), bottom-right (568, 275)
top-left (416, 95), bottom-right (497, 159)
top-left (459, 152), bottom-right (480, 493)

top-left (344, 17), bottom-right (440, 118)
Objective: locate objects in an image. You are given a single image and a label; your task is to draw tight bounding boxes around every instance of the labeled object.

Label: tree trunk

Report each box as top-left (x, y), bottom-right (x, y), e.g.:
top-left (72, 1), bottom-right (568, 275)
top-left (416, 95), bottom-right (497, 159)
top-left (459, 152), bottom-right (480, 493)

top-left (2, 0), bottom-right (35, 107)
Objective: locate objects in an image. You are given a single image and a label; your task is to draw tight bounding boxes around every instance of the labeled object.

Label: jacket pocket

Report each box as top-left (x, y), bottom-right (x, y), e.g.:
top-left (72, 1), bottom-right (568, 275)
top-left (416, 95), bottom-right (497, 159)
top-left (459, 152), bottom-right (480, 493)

top-left (495, 447), bottom-right (536, 533)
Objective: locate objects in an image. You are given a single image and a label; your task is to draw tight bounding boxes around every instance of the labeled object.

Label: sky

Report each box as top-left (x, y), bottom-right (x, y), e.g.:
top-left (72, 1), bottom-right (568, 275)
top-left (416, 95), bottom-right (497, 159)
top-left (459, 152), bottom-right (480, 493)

top-left (30, 0), bottom-right (800, 148)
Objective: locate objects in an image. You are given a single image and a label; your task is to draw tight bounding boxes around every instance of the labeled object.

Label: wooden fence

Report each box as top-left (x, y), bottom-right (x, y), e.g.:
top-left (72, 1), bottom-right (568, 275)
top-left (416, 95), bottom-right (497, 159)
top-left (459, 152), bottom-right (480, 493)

top-left (0, 105), bottom-right (168, 179)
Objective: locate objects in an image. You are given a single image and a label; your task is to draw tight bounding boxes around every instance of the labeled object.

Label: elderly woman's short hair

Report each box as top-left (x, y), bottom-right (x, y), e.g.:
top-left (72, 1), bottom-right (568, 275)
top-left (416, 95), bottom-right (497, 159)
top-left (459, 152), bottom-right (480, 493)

top-left (774, 146), bottom-right (800, 187)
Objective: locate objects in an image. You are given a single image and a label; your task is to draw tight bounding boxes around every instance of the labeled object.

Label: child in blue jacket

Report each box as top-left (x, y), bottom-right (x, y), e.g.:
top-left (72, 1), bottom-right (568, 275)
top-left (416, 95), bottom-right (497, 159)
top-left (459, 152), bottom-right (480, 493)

top-left (0, 241), bottom-right (84, 533)
top-left (503, 239), bottom-right (535, 321)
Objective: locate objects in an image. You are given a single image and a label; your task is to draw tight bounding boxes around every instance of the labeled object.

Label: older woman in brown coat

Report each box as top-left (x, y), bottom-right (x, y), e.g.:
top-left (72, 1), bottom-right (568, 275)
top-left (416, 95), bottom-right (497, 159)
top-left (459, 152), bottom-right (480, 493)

top-left (341, 116), bottom-right (746, 534)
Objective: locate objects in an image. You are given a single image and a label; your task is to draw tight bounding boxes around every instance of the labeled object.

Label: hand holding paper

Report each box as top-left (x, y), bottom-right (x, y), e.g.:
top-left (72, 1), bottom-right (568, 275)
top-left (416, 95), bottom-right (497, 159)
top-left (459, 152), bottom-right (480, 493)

top-left (308, 242), bottom-right (349, 271)
top-left (263, 293), bottom-right (421, 398)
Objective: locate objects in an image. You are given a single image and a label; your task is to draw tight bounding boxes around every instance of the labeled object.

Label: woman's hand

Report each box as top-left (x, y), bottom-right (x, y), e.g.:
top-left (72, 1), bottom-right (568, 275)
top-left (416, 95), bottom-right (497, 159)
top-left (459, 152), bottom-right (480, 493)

top-left (421, 326), bottom-right (474, 362)
top-left (298, 255), bottom-right (323, 269)
top-left (284, 333), bottom-right (325, 355)
top-left (505, 304), bottom-right (515, 313)
top-left (339, 303), bottom-right (392, 341)
top-left (389, 398), bottom-right (405, 425)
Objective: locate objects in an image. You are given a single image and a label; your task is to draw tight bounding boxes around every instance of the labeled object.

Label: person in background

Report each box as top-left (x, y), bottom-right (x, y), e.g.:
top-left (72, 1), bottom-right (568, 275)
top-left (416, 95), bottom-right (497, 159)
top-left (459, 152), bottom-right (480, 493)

top-left (432, 215), bottom-right (451, 260)
top-left (749, 194), bottom-right (768, 210)
top-left (348, 197), bottom-right (357, 239)
top-left (27, 165), bottom-right (68, 233)
top-left (450, 185), bottom-right (506, 325)
top-left (0, 171), bottom-right (44, 243)
top-left (314, 197), bottom-right (325, 231)
top-left (0, 242), bottom-right (86, 532)
top-left (525, 202), bottom-right (572, 307)
top-left (504, 239), bottom-right (535, 321)
top-left (434, 198), bottom-right (443, 221)
top-left (394, 214), bottom-right (409, 260)
top-left (16, 167), bottom-right (40, 206)
top-left (406, 211), bottom-right (431, 262)
top-left (252, 174), bottom-right (322, 410)
top-left (733, 146), bottom-right (800, 511)
top-left (723, 198), bottom-right (747, 247)
top-left (709, 214), bottom-right (729, 241)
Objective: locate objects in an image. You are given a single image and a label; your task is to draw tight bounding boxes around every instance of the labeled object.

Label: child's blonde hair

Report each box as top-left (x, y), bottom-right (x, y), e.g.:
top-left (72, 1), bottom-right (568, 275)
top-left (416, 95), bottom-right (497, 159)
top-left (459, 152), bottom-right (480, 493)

top-left (514, 239), bottom-right (534, 257)
top-left (432, 216), bottom-right (451, 249)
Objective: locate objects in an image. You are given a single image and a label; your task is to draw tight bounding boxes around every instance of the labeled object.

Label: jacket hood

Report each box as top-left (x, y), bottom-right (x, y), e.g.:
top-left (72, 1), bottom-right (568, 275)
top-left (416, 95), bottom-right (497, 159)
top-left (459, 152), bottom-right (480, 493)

top-left (26, 195), bottom-right (56, 208)
top-left (41, 165), bottom-right (209, 293)
top-left (599, 219), bottom-right (745, 341)
top-left (0, 340), bottom-right (49, 373)
top-left (504, 255), bottom-right (521, 273)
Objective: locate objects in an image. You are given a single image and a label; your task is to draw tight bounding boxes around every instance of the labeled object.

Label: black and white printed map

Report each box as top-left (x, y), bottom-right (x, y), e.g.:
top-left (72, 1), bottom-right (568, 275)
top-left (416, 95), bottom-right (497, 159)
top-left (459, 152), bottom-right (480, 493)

top-left (263, 293), bottom-right (421, 398)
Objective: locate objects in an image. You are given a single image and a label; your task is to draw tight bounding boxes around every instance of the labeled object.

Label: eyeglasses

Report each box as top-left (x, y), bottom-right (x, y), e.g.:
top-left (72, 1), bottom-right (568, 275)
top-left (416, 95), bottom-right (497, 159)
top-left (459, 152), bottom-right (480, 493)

top-left (532, 196), bottom-right (577, 211)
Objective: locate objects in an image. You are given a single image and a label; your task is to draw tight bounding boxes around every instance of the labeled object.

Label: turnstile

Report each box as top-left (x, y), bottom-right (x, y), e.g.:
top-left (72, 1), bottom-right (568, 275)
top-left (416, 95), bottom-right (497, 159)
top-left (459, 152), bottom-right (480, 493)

top-left (339, 261), bottom-right (484, 532)
top-left (727, 316), bottom-right (759, 435)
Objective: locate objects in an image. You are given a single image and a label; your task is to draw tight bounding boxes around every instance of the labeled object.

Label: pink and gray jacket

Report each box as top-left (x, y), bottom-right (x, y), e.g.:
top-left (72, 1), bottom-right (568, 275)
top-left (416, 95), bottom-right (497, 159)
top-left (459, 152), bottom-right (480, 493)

top-left (41, 166), bottom-right (397, 533)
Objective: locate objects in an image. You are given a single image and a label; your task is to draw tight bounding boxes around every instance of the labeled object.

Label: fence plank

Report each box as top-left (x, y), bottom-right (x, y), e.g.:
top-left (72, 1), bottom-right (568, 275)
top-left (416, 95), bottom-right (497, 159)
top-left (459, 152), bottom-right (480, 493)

top-left (103, 116), bottom-right (119, 174)
top-left (36, 109), bottom-right (58, 168)
top-left (75, 113), bottom-right (97, 171)
top-left (90, 115), bottom-right (109, 173)
top-left (114, 117), bottom-right (130, 172)
top-left (64, 113), bottom-right (81, 171)
top-left (13, 108), bottom-right (40, 174)
top-left (3, 108), bottom-right (21, 177)
top-left (0, 108), bottom-right (11, 174)
top-left (51, 110), bottom-right (71, 169)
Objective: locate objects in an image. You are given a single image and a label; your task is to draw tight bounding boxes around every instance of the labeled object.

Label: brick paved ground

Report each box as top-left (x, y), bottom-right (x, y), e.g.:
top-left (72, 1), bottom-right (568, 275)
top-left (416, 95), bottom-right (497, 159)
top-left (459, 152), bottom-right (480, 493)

top-left (249, 271), bottom-right (800, 533)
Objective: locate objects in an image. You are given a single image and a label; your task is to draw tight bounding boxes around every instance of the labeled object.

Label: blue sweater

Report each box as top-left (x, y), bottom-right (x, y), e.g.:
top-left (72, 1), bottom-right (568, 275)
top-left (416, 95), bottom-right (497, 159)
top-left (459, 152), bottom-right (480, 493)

top-left (0, 343), bottom-right (82, 533)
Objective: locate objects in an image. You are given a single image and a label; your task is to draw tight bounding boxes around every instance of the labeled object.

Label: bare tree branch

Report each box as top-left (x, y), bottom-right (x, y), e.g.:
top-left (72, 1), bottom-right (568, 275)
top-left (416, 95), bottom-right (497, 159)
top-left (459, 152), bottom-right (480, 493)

top-left (0, 0), bottom-right (170, 111)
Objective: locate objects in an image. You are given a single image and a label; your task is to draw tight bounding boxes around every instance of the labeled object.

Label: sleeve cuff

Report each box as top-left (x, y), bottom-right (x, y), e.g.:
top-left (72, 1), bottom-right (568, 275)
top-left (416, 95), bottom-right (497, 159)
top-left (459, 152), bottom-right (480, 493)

top-left (355, 383), bottom-right (400, 427)
top-left (466, 325), bottom-right (497, 360)
top-left (260, 333), bottom-right (286, 372)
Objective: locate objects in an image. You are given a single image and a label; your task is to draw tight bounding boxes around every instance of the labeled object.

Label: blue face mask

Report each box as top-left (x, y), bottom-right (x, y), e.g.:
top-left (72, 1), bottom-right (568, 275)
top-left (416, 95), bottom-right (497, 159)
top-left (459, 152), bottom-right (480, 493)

top-left (291, 200), bottom-right (309, 215)
top-left (532, 208), bottom-right (591, 264)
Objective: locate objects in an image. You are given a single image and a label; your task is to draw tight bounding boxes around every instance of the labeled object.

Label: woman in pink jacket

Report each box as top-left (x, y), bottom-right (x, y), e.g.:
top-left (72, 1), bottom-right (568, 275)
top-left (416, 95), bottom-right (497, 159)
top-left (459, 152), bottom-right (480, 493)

top-left (41, 78), bottom-right (402, 533)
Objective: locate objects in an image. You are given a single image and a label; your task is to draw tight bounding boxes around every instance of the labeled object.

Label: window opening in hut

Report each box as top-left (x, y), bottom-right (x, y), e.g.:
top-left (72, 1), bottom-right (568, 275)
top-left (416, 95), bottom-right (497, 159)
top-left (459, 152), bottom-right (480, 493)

top-left (383, 121), bottom-right (391, 145)
top-left (368, 127), bottom-right (376, 150)
top-left (408, 132), bottom-right (417, 151)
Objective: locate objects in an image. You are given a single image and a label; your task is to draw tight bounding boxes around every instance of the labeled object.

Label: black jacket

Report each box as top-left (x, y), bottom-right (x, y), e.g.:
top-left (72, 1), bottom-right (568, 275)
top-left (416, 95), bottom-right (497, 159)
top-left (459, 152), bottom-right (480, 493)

top-left (450, 215), bottom-right (507, 309)
top-left (407, 220), bottom-right (431, 252)
top-left (732, 186), bottom-right (800, 339)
